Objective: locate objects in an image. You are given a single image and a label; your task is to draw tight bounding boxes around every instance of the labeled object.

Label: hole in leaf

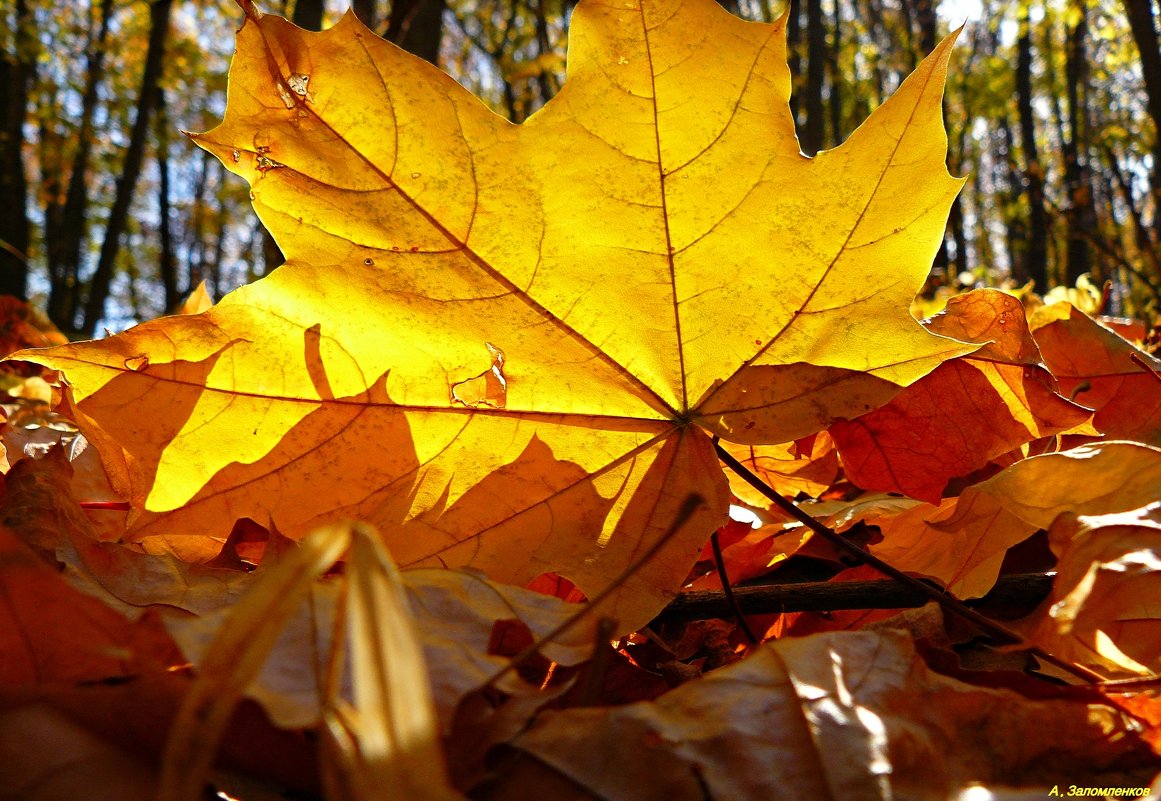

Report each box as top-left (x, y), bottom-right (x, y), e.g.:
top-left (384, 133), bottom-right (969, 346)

top-left (451, 342), bottom-right (507, 409)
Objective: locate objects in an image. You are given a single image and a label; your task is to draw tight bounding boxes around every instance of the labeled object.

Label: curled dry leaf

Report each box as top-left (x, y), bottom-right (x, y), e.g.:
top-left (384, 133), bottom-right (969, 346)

top-left (1030, 301), bottom-right (1161, 446)
top-left (167, 563), bottom-right (597, 731)
top-left (14, 0), bottom-right (973, 631)
top-left (0, 448), bottom-right (250, 619)
top-left (0, 498), bottom-right (183, 685)
top-left (503, 630), bottom-right (1153, 801)
top-left (831, 288), bottom-right (1093, 503)
top-left (868, 441), bottom-right (1161, 598)
top-left (1024, 503), bottom-right (1161, 677)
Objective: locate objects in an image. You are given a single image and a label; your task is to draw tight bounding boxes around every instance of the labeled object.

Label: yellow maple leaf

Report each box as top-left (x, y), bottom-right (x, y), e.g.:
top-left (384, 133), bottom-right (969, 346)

top-left (15, 0), bottom-right (973, 630)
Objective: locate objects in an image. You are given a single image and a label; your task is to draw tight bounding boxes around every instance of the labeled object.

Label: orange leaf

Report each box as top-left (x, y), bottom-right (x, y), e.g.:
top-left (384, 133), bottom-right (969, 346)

top-left (870, 441), bottom-right (1161, 598)
top-left (831, 289), bottom-right (1093, 502)
top-left (1031, 301), bottom-right (1161, 446)
top-left (1024, 503), bottom-right (1161, 677)
top-left (719, 432), bottom-right (839, 505)
top-left (505, 630), bottom-right (1153, 799)
top-left (0, 497), bottom-right (182, 685)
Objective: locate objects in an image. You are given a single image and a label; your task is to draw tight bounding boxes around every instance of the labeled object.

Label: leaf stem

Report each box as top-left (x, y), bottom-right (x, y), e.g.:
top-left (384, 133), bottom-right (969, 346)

top-left (710, 529), bottom-right (758, 644)
top-left (712, 437), bottom-right (1105, 684)
top-left (1129, 351), bottom-right (1161, 386)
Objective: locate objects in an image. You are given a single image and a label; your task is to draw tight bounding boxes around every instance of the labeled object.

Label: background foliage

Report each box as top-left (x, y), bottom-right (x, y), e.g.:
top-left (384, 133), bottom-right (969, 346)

top-left (2, 0), bottom-right (1161, 337)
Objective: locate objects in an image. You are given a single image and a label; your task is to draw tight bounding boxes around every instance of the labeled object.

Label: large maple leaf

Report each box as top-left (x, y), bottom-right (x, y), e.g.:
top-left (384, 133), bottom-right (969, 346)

top-left (17, 0), bottom-right (972, 629)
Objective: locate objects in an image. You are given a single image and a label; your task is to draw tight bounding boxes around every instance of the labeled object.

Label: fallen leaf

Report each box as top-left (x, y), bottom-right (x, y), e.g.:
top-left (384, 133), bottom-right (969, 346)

top-left (870, 441), bottom-right (1161, 597)
top-left (831, 289), bottom-right (1092, 503)
top-left (167, 561), bottom-right (597, 731)
top-left (1024, 503), bottom-right (1161, 676)
top-left (15, 0), bottom-right (973, 630)
top-left (0, 703), bottom-right (156, 801)
top-left (0, 514), bottom-right (182, 686)
top-left (503, 630), bottom-right (1153, 800)
top-left (0, 448), bottom-right (248, 618)
top-left (1030, 301), bottom-right (1161, 446)
top-left (719, 432), bottom-right (839, 505)
top-left (0, 296), bottom-right (66, 377)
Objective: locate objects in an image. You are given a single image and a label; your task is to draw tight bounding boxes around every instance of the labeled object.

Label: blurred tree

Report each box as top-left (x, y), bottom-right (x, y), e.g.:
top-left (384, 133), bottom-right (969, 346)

top-left (1123, 0), bottom-right (1161, 241)
top-left (1017, 5), bottom-right (1049, 289)
top-left (0, 0), bottom-right (37, 301)
top-left (6, 0), bottom-right (1161, 336)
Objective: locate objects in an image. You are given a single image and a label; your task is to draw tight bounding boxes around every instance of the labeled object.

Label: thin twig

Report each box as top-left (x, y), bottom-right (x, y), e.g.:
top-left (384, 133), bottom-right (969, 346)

top-left (710, 529), bottom-right (758, 643)
top-left (712, 437), bottom-right (1105, 684)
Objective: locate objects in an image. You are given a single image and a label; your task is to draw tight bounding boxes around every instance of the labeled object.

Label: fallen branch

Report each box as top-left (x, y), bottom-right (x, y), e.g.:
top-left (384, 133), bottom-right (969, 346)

top-left (652, 572), bottom-right (1055, 624)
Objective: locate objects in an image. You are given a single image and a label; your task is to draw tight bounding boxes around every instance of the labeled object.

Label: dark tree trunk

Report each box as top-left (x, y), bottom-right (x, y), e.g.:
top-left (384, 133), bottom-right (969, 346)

top-left (914, 0), bottom-right (936, 54)
top-left (387, 0), bottom-right (447, 66)
top-left (947, 191), bottom-right (968, 278)
top-left (82, 0), bottom-right (173, 336)
top-left (801, 0), bottom-right (825, 155)
top-left (352, 0), bottom-right (376, 29)
top-left (1123, 0), bottom-right (1161, 243)
top-left (291, 0), bottom-right (323, 31)
top-left (1062, 0), bottom-right (1094, 284)
top-left (1000, 119), bottom-right (1028, 284)
top-left (533, 0), bottom-right (560, 108)
top-left (156, 89), bottom-right (180, 312)
top-left (210, 178), bottom-right (229, 300)
top-left (0, 0), bottom-right (37, 301)
top-left (787, 0), bottom-right (802, 127)
top-left (860, 0), bottom-right (886, 116)
top-left (1017, 11), bottom-right (1048, 290)
top-left (898, 0), bottom-right (917, 68)
top-left (828, 0), bottom-right (842, 147)
top-left (47, 0), bottom-right (115, 332)
top-left (186, 149), bottom-right (210, 291)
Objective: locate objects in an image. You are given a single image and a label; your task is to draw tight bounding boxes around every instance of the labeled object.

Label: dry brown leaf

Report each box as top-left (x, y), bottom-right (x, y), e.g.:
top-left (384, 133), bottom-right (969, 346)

top-left (870, 441), bottom-right (1161, 597)
top-left (504, 630), bottom-right (1152, 801)
top-left (1023, 503), bottom-right (1161, 676)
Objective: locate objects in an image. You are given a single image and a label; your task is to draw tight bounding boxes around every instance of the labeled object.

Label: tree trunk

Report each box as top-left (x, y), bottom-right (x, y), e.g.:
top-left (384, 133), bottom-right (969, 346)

top-left (291, 0), bottom-right (323, 31)
top-left (801, 0), bottom-right (825, 155)
top-left (387, 0), bottom-right (447, 66)
top-left (156, 89), bottom-right (180, 312)
top-left (1123, 0), bottom-right (1161, 243)
top-left (828, 0), bottom-right (842, 147)
top-left (47, 0), bottom-right (115, 332)
top-left (913, 0), bottom-right (936, 54)
top-left (352, 0), bottom-right (377, 29)
top-left (533, 0), bottom-right (560, 108)
top-left (787, 0), bottom-right (802, 129)
top-left (1017, 11), bottom-right (1048, 290)
top-left (860, 0), bottom-right (886, 115)
top-left (82, 0), bottom-right (173, 335)
top-left (0, 0), bottom-right (37, 301)
top-left (1062, 0), bottom-right (1094, 284)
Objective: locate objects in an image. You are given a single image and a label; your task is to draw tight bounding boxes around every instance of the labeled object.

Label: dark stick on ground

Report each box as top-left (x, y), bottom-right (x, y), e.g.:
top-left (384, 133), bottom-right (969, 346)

top-left (652, 572), bottom-right (1055, 625)
top-left (711, 437), bottom-right (1106, 684)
